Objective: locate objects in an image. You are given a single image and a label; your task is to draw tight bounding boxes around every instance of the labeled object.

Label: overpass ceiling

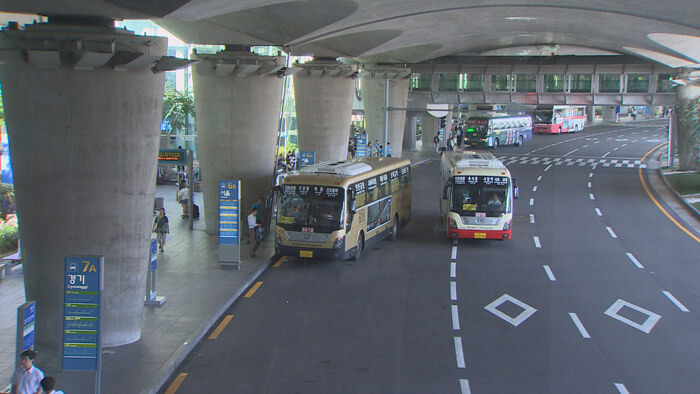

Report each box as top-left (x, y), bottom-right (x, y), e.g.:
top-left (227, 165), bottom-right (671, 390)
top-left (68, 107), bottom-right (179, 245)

top-left (2, 0), bottom-right (699, 68)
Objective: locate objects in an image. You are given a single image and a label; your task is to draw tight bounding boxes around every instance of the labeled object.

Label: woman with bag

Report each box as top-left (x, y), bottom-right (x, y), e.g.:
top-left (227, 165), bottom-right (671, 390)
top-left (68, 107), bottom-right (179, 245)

top-left (153, 208), bottom-right (170, 252)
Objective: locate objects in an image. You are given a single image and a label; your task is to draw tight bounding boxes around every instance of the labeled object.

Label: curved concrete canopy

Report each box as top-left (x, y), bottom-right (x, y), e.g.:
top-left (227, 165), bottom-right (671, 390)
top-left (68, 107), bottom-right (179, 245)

top-left (1, 0), bottom-right (699, 68)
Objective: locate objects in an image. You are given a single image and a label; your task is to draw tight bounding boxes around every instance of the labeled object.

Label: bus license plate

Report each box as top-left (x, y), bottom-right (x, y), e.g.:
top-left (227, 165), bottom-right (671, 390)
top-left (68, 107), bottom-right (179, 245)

top-left (474, 232), bottom-right (487, 239)
top-left (299, 250), bottom-right (313, 258)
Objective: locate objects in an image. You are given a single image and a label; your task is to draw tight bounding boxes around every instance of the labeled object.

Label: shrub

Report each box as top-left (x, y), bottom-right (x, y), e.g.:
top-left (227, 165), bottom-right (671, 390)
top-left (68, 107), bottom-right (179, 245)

top-left (0, 222), bottom-right (18, 252)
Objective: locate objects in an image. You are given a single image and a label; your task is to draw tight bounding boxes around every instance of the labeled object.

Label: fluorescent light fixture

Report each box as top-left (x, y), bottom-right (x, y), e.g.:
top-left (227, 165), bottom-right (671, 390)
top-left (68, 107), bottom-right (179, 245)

top-left (505, 16), bottom-right (537, 21)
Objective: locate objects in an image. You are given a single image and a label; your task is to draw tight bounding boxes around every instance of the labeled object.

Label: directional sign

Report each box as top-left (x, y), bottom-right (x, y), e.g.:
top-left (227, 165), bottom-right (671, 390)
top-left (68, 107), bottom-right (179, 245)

top-left (300, 151), bottom-right (315, 167)
top-left (63, 256), bottom-right (103, 371)
top-left (219, 180), bottom-right (241, 266)
top-left (355, 134), bottom-right (368, 157)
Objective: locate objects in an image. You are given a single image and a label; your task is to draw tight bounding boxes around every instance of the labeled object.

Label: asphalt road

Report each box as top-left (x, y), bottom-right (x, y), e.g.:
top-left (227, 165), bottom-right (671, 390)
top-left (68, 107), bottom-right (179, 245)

top-left (162, 120), bottom-right (700, 394)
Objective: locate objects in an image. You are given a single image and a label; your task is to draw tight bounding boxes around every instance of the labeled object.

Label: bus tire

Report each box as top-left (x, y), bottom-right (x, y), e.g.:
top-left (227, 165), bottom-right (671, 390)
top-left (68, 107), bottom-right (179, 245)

top-left (574, 124), bottom-right (579, 133)
top-left (492, 138), bottom-right (499, 149)
top-left (390, 214), bottom-right (399, 241)
top-left (514, 135), bottom-right (523, 146)
top-left (353, 233), bottom-right (364, 261)
top-left (557, 126), bottom-right (562, 134)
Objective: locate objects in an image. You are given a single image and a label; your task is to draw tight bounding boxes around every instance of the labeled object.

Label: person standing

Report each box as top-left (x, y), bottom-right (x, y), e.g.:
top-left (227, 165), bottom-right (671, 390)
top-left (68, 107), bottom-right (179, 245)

top-left (434, 133), bottom-right (440, 152)
top-left (11, 349), bottom-right (44, 394)
top-left (39, 377), bottom-right (64, 394)
top-left (251, 197), bottom-right (264, 224)
top-left (178, 182), bottom-right (190, 218)
top-left (248, 207), bottom-right (262, 257)
top-left (386, 142), bottom-right (392, 157)
top-left (152, 208), bottom-right (169, 252)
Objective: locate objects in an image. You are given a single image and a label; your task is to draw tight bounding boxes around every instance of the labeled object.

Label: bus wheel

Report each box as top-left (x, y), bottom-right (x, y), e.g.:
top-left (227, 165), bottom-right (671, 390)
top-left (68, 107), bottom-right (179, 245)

top-left (390, 215), bottom-right (399, 241)
top-left (492, 138), bottom-right (499, 149)
top-left (353, 233), bottom-right (364, 261)
top-left (557, 126), bottom-right (562, 134)
top-left (514, 135), bottom-right (523, 146)
top-left (574, 125), bottom-right (579, 133)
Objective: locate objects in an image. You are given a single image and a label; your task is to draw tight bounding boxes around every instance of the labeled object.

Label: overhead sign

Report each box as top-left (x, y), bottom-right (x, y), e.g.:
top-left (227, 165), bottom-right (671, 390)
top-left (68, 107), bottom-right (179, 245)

top-left (158, 149), bottom-right (187, 164)
top-left (63, 256), bottom-right (103, 371)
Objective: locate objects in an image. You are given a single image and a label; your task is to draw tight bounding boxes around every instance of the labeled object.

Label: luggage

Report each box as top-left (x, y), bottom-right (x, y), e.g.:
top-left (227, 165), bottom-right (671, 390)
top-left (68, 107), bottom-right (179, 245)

top-left (192, 204), bottom-right (200, 219)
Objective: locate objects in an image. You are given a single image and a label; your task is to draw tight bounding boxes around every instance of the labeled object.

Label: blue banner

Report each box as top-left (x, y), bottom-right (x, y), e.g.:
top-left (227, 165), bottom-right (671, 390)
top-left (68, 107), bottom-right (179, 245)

top-left (300, 151), bottom-right (315, 167)
top-left (219, 180), bottom-right (240, 245)
top-left (63, 256), bottom-right (102, 371)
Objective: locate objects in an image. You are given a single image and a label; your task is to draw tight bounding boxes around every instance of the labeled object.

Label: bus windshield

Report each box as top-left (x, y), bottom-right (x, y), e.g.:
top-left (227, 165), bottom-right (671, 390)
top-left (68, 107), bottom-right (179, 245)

top-left (277, 184), bottom-right (345, 233)
top-left (534, 111), bottom-right (553, 124)
top-left (451, 175), bottom-right (509, 217)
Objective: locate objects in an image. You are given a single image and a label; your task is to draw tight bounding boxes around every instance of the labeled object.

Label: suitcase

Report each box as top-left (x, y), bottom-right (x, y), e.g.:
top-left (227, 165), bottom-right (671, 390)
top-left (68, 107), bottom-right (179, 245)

top-left (192, 204), bottom-right (200, 219)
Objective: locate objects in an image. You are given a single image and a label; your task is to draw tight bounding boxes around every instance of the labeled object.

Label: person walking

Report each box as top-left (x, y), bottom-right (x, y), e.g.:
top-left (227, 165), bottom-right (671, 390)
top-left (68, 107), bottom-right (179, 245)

top-left (386, 142), bottom-right (392, 157)
top-left (434, 133), bottom-right (440, 152)
top-left (178, 182), bottom-right (190, 218)
top-left (251, 197), bottom-right (264, 225)
top-left (152, 208), bottom-right (169, 252)
top-left (11, 349), bottom-right (44, 394)
top-left (248, 207), bottom-right (261, 257)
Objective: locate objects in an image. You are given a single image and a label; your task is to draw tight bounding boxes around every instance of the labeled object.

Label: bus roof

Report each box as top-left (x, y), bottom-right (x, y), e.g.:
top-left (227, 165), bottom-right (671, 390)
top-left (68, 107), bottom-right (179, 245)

top-left (283, 157), bottom-right (411, 187)
top-left (442, 150), bottom-right (509, 174)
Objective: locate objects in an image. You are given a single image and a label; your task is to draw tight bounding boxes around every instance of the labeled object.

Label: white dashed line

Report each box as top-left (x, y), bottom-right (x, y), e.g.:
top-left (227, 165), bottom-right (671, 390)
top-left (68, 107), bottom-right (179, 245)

top-left (451, 281), bottom-right (457, 301)
top-left (452, 305), bottom-right (461, 330)
top-left (529, 214), bottom-right (535, 224)
top-left (533, 236), bottom-right (541, 248)
top-left (450, 262), bottom-right (456, 278)
top-left (530, 198), bottom-right (534, 206)
top-left (626, 253), bottom-right (644, 269)
top-left (537, 176), bottom-right (542, 181)
top-left (454, 337), bottom-right (466, 368)
top-left (564, 148), bottom-right (580, 156)
top-left (587, 182), bottom-right (592, 188)
top-left (589, 193), bottom-right (595, 200)
top-left (614, 383), bottom-right (630, 394)
top-left (543, 265), bottom-right (556, 281)
top-left (602, 152), bottom-right (611, 158)
top-left (662, 291), bottom-right (690, 312)
top-left (544, 164), bottom-right (552, 172)
top-left (451, 246), bottom-right (457, 260)
top-left (532, 186), bottom-right (537, 192)
top-left (589, 173), bottom-right (593, 178)
top-left (569, 313), bottom-right (591, 338)
top-left (595, 208), bottom-right (603, 216)
top-left (606, 226), bottom-right (618, 238)
top-left (459, 379), bottom-right (472, 394)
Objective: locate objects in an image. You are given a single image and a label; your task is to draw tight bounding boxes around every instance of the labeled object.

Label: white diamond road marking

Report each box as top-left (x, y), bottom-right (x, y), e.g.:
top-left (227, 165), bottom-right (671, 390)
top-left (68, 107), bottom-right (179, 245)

top-left (484, 294), bottom-right (537, 327)
top-left (604, 299), bottom-right (661, 334)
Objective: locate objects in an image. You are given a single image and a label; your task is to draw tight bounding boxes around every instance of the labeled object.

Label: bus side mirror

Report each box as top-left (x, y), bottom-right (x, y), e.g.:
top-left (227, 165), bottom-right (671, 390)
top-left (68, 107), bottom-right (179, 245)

top-left (513, 179), bottom-right (519, 200)
top-left (442, 185), bottom-right (449, 200)
top-left (350, 199), bottom-right (357, 213)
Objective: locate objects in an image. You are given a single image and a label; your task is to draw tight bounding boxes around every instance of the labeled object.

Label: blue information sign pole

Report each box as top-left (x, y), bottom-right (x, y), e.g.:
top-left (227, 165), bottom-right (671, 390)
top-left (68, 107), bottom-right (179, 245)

top-left (145, 239), bottom-right (166, 306)
top-left (15, 301), bottom-right (35, 370)
top-left (219, 180), bottom-right (241, 269)
top-left (62, 256), bottom-right (103, 394)
top-left (355, 134), bottom-right (368, 157)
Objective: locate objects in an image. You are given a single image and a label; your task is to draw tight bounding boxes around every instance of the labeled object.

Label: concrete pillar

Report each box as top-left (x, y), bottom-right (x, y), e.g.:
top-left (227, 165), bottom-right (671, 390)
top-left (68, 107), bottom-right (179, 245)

top-left (0, 22), bottom-right (167, 347)
top-left (422, 115), bottom-right (440, 150)
top-left (445, 107), bottom-right (454, 136)
top-left (675, 83), bottom-right (700, 171)
top-left (192, 49), bottom-right (284, 234)
top-left (587, 106), bottom-right (596, 123)
top-left (293, 61), bottom-right (356, 163)
top-left (403, 115), bottom-right (417, 151)
top-left (602, 106), bottom-right (617, 123)
top-left (360, 67), bottom-right (411, 157)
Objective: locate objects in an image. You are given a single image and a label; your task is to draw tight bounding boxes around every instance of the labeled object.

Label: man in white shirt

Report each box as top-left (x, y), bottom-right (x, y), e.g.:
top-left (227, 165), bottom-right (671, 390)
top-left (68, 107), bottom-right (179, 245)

top-left (248, 207), bottom-right (261, 257)
top-left (11, 350), bottom-right (44, 394)
top-left (40, 376), bottom-right (64, 394)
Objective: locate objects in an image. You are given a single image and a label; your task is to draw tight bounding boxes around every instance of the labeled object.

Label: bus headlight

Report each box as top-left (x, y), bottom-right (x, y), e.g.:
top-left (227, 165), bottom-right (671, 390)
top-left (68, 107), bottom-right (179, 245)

top-left (503, 220), bottom-right (511, 231)
top-left (275, 234), bottom-right (282, 246)
top-left (333, 236), bottom-right (344, 248)
top-left (449, 218), bottom-right (457, 229)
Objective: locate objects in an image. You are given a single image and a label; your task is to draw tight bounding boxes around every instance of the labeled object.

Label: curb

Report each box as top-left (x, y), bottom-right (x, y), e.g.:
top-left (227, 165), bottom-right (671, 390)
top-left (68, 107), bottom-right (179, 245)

top-left (657, 168), bottom-right (700, 219)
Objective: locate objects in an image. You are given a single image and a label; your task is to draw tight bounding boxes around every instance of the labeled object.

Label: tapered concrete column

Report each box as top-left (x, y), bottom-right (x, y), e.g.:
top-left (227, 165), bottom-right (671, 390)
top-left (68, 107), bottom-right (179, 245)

top-left (602, 106), bottom-right (617, 123)
top-left (675, 83), bottom-right (700, 170)
top-left (0, 22), bottom-right (168, 347)
top-left (293, 61), bottom-right (356, 162)
top-left (403, 115), bottom-right (417, 151)
top-left (587, 106), bottom-right (596, 122)
top-left (192, 49), bottom-right (284, 234)
top-left (360, 67), bottom-right (411, 157)
top-left (422, 115), bottom-right (440, 150)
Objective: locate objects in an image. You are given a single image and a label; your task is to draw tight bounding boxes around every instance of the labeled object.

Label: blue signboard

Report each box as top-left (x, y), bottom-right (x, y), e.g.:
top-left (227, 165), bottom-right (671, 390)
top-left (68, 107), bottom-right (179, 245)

top-left (150, 239), bottom-right (158, 272)
top-left (63, 256), bottom-right (102, 371)
top-left (300, 151), bottom-right (315, 167)
top-left (219, 180), bottom-right (240, 246)
top-left (22, 302), bottom-right (35, 351)
top-left (355, 134), bottom-right (368, 158)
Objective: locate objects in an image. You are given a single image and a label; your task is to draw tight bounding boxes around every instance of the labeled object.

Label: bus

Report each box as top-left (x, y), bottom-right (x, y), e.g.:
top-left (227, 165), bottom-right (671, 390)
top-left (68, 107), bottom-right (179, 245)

top-left (464, 114), bottom-right (532, 148)
top-left (274, 157), bottom-right (412, 260)
top-left (440, 150), bottom-right (519, 240)
top-left (533, 105), bottom-right (586, 134)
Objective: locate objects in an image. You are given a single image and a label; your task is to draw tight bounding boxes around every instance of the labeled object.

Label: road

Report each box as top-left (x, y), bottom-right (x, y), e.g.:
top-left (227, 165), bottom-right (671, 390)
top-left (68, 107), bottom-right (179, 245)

top-left (162, 120), bottom-right (700, 394)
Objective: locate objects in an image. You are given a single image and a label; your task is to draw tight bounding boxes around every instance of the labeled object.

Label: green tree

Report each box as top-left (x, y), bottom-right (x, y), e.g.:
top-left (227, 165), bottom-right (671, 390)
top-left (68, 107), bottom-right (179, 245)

top-left (162, 81), bottom-right (195, 134)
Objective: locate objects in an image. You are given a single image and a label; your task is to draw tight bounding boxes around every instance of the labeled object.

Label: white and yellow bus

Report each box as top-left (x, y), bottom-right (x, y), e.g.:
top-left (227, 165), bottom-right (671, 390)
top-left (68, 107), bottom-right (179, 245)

top-left (440, 150), bottom-right (519, 240)
top-left (275, 157), bottom-right (412, 260)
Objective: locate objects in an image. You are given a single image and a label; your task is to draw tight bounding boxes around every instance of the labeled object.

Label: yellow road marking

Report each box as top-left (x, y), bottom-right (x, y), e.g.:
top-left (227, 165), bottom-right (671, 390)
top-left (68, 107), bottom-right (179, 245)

top-left (639, 143), bottom-right (700, 244)
top-left (164, 372), bottom-right (188, 394)
top-left (273, 256), bottom-right (287, 268)
top-left (208, 314), bottom-right (234, 340)
top-left (244, 281), bottom-right (264, 298)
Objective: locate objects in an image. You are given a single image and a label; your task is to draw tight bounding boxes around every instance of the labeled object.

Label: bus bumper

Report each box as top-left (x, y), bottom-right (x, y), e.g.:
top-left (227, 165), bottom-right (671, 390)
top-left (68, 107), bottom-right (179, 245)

top-left (448, 228), bottom-right (511, 240)
top-left (275, 242), bottom-right (351, 260)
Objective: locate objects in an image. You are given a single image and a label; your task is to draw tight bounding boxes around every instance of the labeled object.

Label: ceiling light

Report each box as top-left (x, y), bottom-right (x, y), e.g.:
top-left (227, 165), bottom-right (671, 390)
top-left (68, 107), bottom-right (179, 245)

top-left (505, 17), bottom-right (537, 21)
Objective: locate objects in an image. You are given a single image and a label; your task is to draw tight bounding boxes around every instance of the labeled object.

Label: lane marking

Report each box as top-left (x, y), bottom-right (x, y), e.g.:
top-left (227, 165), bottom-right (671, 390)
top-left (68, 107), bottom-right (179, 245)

top-left (164, 373), bottom-right (188, 394)
top-left (273, 256), bottom-right (287, 268)
top-left (244, 281), bottom-right (264, 298)
top-left (529, 214), bottom-right (535, 224)
top-left (614, 383), bottom-right (630, 394)
top-left (454, 337), bottom-right (466, 368)
top-left (662, 291), bottom-right (690, 312)
top-left (638, 143), bottom-right (700, 244)
top-left (544, 164), bottom-right (552, 172)
top-left (602, 152), bottom-right (611, 158)
top-left (606, 226), bottom-right (618, 238)
top-left (452, 305), bottom-right (461, 330)
top-left (537, 176), bottom-right (542, 181)
top-left (533, 236), bottom-right (541, 248)
top-left (626, 252), bottom-right (644, 269)
top-left (543, 265), bottom-right (556, 281)
top-left (460, 379), bottom-right (472, 394)
top-left (589, 193), bottom-right (595, 200)
top-left (450, 262), bottom-right (456, 278)
top-left (208, 314), bottom-right (234, 340)
top-left (587, 182), bottom-right (592, 188)
top-left (589, 172), bottom-right (593, 178)
top-left (604, 299), bottom-right (661, 334)
top-left (451, 246), bottom-right (458, 260)
top-left (484, 294), bottom-right (537, 326)
top-left (532, 186), bottom-right (538, 192)
top-left (563, 148), bottom-right (580, 156)
top-left (595, 208), bottom-right (603, 216)
top-left (451, 281), bottom-right (457, 301)
top-left (569, 313), bottom-right (591, 338)
top-left (529, 198), bottom-right (534, 206)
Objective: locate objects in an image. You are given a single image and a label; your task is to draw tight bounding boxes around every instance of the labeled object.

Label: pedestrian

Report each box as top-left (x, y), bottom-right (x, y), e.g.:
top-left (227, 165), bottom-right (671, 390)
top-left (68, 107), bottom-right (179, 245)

top-left (39, 376), bottom-right (64, 394)
top-left (386, 142), bottom-right (392, 157)
top-left (152, 208), bottom-right (169, 252)
top-left (178, 182), bottom-right (190, 218)
top-left (456, 124), bottom-right (463, 147)
top-left (11, 349), bottom-right (44, 394)
top-left (434, 133), bottom-right (440, 152)
top-left (251, 197), bottom-right (264, 224)
top-left (248, 207), bottom-right (261, 257)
